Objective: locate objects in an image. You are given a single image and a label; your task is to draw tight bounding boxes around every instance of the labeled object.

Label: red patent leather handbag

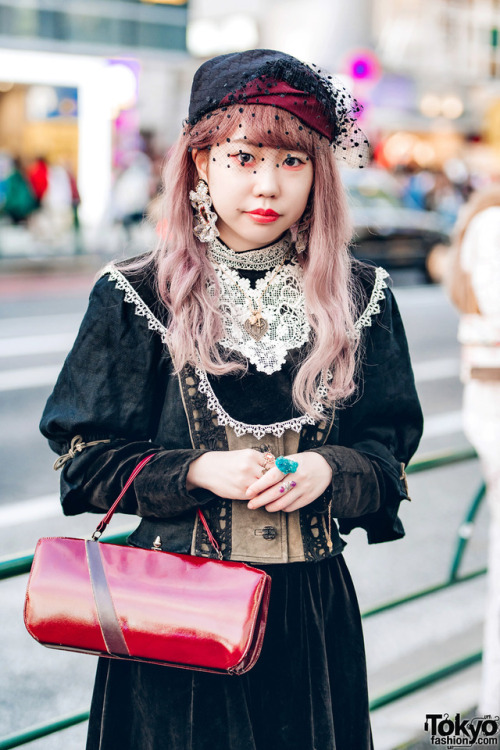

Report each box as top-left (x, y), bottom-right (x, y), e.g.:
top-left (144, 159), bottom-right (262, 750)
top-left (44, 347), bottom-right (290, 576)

top-left (24, 454), bottom-right (271, 675)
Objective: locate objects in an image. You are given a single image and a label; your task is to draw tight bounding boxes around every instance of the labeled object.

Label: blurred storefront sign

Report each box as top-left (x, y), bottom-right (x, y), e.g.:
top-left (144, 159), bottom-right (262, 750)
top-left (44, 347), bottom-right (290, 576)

top-left (344, 49), bottom-right (381, 84)
top-left (25, 86), bottom-right (78, 121)
top-left (0, 81), bottom-right (80, 187)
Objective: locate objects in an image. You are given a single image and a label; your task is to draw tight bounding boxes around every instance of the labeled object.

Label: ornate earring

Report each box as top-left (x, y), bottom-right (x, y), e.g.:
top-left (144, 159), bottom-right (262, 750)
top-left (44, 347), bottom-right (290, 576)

top-left (189, 179), bottom-right (219, 244)
top-left (294, 204), bottom-right (311, 255)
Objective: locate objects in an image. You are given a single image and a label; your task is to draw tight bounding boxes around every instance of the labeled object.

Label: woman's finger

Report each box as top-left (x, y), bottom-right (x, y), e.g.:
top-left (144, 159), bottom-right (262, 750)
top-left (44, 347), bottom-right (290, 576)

top-left (247, 476), bottom-right (299, 509)
top-left (246, 466), bottom-right (287, 498)
top-left (279, 496), bottom-right (311, 513)
top-left (262, 490), bottom-right (305, 513)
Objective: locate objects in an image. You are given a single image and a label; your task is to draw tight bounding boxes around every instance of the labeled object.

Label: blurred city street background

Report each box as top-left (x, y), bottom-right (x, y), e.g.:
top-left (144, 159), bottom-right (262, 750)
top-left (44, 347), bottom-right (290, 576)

top-left (1, 0), bottom-right (499, 748)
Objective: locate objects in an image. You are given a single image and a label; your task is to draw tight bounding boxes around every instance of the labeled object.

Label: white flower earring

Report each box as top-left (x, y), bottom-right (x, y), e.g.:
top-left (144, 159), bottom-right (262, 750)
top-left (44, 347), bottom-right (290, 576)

top-left (189, 179), bottom-right (219, 244)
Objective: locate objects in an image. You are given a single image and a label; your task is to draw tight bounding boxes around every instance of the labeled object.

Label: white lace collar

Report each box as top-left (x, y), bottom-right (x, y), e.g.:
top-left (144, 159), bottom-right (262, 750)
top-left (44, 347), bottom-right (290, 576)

top-left (210, 257), bottom-right (309, 375)
top-left (101, 265), bottom-right (389, 440)
top-left (207, 232), bottom-right (292, 271)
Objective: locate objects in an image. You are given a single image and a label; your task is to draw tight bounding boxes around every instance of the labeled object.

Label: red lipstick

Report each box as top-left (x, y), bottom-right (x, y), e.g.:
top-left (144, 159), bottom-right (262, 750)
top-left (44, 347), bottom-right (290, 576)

top-left (246, 208), bottom-right (280, 224)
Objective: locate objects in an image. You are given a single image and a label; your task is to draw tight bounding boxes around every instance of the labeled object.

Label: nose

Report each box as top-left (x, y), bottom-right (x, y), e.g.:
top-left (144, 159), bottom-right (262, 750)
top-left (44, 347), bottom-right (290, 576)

top-left (252, 165), bottom-right (280, 198)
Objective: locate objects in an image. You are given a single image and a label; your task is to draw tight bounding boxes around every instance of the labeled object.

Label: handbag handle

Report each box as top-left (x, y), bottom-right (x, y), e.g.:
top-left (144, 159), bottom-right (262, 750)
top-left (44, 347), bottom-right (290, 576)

top-left (91, 453), bottom-right (223, 559)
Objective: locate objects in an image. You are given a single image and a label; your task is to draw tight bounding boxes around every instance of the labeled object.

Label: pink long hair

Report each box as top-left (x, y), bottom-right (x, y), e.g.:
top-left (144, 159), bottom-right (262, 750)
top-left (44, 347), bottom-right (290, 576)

top-left (132, 105), bottom-right (362, 416)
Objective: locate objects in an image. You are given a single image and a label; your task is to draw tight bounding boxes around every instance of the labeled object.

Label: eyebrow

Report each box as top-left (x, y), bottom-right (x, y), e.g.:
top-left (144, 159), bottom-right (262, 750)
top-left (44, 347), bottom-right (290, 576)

top-left (227, 139), bottom-right (306, 153)
top-left (228, 139), bottom-right (262, 148)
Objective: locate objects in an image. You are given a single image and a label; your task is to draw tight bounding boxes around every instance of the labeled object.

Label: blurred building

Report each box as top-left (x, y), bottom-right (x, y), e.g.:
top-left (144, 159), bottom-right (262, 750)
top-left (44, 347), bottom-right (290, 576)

top-left (372, 0), bottom-right (500, 173)
top-left (0, 0), bottom-right (189, 227)
top-left (1, 0), bottom-right (499, 231)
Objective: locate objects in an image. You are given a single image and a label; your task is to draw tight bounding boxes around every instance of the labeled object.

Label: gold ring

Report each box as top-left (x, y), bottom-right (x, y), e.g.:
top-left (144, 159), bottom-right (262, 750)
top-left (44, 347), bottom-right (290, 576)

top-left (261, 452), bottom-right (275, 474)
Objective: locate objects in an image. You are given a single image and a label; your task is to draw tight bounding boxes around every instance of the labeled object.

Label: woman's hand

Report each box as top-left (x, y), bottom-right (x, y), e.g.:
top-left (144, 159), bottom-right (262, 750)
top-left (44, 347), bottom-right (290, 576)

top-left (186, 449), bottom-right (267, 500)
top-left (245, 452), bottom-right (332, 513)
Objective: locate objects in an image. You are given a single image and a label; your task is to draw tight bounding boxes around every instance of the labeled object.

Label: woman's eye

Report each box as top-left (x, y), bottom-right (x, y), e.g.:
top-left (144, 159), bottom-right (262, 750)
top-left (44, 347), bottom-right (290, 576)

top-left (283, 155), bottom-right (304, 168)
top-left (232, 152), bottom-right (254, 166)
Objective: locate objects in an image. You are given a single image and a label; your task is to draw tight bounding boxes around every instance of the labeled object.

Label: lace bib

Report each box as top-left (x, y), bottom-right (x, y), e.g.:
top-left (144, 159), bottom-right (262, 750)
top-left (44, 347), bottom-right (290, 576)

top-left (209, 258), bottom-right (310, 375)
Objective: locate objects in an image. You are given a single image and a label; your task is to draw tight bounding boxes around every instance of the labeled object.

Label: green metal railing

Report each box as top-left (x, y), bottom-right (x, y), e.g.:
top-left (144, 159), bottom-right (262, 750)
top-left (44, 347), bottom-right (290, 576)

top-left (0, 713), bottom-right (90, 750)
top-left (0, 529), bottom-right (132, 582)
top-left (0, 447), bottom-right (484, 749)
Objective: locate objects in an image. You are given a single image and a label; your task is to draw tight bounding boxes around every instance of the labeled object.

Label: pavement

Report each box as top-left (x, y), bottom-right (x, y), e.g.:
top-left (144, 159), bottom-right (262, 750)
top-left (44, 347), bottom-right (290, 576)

top-left (344, 458), bottom-right (489, 750)
top-left (368, 595), bottom-right (485, 749)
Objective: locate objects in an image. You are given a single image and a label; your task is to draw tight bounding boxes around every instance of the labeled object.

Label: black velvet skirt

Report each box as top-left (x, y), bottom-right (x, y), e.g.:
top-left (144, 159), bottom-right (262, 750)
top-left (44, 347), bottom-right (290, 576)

top-left (86, 554), bottom-right (373, 750)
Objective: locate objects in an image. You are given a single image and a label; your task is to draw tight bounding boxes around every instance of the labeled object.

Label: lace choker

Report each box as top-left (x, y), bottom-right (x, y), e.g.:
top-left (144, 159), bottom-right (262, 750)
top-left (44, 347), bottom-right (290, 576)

top-left (207, 232), bottom-right (293, 271)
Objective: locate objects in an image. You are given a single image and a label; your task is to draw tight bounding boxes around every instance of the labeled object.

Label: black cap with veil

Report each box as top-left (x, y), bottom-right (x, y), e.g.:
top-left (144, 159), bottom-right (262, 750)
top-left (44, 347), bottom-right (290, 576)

top-left (185, 49), bottom-right (370, 169)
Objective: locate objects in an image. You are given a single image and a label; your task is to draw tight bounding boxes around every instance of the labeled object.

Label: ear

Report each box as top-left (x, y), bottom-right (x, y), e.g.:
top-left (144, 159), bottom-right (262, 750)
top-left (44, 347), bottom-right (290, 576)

top-left (191, 148), bottom-right (209, 183)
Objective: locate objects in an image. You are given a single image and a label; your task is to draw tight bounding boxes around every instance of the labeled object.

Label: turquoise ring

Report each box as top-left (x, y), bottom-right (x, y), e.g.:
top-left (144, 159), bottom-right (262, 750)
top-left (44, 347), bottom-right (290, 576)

top-left (275, 456), bottom-right (298, 474)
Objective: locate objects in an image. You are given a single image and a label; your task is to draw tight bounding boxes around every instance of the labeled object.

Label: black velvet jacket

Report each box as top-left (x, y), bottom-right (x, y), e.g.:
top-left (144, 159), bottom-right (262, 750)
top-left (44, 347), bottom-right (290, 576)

top-left (40, 260), bottom-right (423, 558)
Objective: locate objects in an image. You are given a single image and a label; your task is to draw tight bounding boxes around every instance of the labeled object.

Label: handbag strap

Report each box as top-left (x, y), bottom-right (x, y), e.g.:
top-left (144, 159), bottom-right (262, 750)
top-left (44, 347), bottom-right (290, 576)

top-left (197, 508), bottom-right (223, 560)
top-left (92, 453), bottom-right (156, 540)
top-left (91, 453), bottom-right (223, 559)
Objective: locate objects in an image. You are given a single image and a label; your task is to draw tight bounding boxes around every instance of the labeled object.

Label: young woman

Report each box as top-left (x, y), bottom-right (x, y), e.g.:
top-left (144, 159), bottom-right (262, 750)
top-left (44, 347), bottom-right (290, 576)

top-left (40, 49), bottom-right (423, 750)
top-left (446, 185), bottom-right (500, 715)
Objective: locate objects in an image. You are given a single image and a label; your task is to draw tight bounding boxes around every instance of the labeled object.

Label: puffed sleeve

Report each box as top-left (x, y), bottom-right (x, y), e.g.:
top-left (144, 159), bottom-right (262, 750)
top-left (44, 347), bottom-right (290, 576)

top-left (40, 271), bottom-right (210, 518)
top-left (309, 272), bottom-right (422, 542)
top-left (330, 280), bottom-right (423, 542)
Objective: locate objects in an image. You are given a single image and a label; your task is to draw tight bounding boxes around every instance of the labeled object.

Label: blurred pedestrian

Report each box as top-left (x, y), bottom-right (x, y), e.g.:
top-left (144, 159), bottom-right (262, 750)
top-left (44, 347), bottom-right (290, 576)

top-left (63, 162), bottom-right (82, 253)
top-left (39, 162), bottom-right (74, 242)
top-left (27, 156), bottom-right (49, 208)
top-left (111, 150), bottom-right (153, 233)
top-left (446, 184), bottom-right (500, 715)
top-left (3, 157), bottom-right (37, 224)
top-left (426, 170), bottom-right (463, 230)
top-left (65, 163), bottom-right (81, 232)
top-left (40, 49), bottom-right (423, 750)
top-left (401, 163), bottom-right (435, 210)
top-left (0, 151), bottom-right (13, 210)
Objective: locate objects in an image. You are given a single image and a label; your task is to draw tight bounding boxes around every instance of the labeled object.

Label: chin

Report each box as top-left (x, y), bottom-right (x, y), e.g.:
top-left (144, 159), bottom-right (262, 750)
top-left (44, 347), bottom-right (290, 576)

top-left (219, 218), bottom-right (289, 251)
top-left (252, 230), bottom-right (283, 244)
top-left (243, 225), bottom-right (288, 247)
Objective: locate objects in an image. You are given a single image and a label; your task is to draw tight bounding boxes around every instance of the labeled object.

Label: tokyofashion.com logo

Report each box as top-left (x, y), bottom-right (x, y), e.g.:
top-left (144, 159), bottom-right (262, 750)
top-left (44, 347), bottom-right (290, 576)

top-left (424, 713), bottom-right (500, 746)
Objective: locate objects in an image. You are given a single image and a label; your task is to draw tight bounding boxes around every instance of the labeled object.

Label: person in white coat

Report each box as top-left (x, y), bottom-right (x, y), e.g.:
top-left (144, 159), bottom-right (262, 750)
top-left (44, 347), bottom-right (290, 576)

top-left (447, 184), bottom-right (500, 715)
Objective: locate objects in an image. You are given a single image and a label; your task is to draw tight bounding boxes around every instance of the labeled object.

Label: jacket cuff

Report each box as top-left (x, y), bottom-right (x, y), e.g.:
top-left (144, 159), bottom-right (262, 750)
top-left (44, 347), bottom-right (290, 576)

top-left (337, 458), bottom-right (407, 543)
top-left (306, 445), bottom-right (381, 517)
top-left (133, 449), bottom-right (211, 517)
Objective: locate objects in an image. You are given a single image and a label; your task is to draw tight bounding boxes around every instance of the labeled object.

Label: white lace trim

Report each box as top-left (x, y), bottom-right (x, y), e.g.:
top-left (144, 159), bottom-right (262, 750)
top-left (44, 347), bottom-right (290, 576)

top-left (211, 257), bottom-right (310, 375)
top-left (195, 365), bottom-right (317, 439)
top-left (354, 267), bottom-right (389, 332)
top-left (101, 264), bottom-right (388, 440)
top-left (100, 265), bottom-right (170, 343)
